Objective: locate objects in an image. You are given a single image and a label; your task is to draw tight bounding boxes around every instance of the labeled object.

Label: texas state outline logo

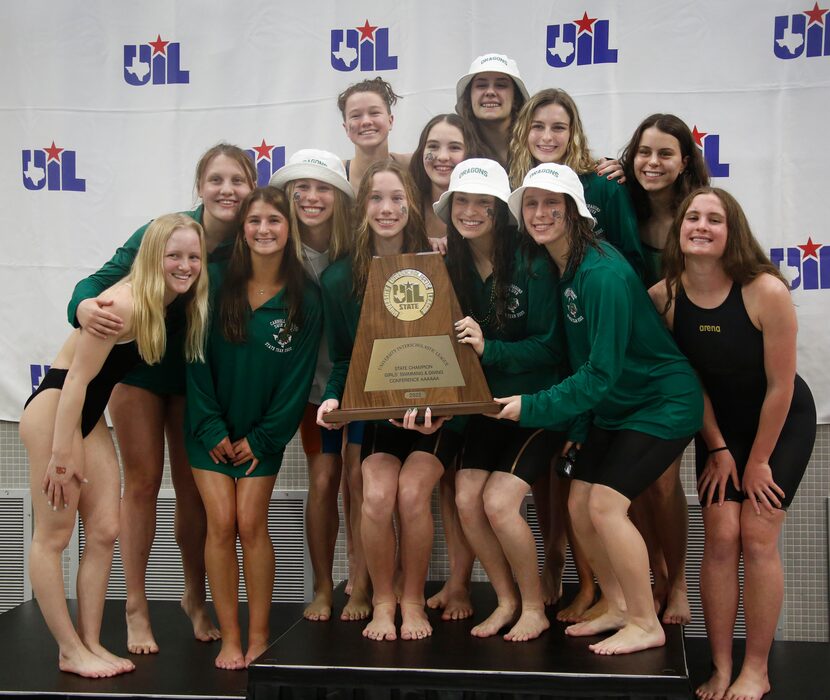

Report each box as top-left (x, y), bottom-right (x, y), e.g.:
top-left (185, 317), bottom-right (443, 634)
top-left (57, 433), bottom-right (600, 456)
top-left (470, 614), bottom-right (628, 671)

top-left (331, 20), bottom-right (398, 72)
top-left (546, 11), bottom-right (619, 68)
top-left (773, 3), bottom-right (830, 59)
top-left (124, 34), bottom-right (190, 85)
top-left (22, 142), bottom-right (86, 192)
top-left (245, 140), bottom-right (286, 187)
top-left (770, 237), bottom-right (829, 290)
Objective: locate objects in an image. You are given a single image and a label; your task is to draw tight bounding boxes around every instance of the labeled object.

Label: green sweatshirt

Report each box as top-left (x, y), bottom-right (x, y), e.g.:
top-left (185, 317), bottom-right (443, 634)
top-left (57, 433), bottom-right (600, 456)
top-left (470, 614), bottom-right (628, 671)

top-left (66, 206), bottom-right (233, 395)
top-left (581, 173), bottom-right (646, 282)
top-left (185, 264), bottom-right (322, 475)
top-left (520, 242), bottom-right (702, 441)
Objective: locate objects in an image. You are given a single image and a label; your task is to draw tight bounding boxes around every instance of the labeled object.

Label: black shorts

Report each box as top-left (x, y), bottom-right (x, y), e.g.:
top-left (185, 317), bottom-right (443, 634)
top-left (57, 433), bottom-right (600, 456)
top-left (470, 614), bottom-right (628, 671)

top-left (360, 422), bottom-right (463, 470)
top-left (574, 425), bottom-right (692, 500)
top-left (458, 415), bottom-right (563, 486)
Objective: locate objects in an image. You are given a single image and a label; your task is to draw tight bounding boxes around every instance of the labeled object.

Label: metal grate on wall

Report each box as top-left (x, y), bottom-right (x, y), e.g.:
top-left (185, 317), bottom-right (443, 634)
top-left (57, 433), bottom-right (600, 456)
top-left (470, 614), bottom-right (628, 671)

top-left (76, 488), bottom-right (310, 603)
top-left (0, 489), bottom-right (32, 613)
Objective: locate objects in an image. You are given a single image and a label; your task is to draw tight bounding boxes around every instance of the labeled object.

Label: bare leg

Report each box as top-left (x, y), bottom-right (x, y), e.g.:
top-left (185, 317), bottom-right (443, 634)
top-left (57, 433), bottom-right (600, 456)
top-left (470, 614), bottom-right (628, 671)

top-left (629, 493), bottom-right (668, 615)
top-left (342, 441), bottom-right (372, 620)
top-left (191, 469), bottom-right (244, 670)
top-left (532, 469), bottom-right (560, 606)
top-left (304, 451), bottom-right (341, 621)
top-left (696, 503), bottom-right (741, 700)
top-left (236, 475), bottom-right (279, 666)
top-left (483, 473), bottom-right (550, 642)
top-left (455, 469), bottom-right (519, 638)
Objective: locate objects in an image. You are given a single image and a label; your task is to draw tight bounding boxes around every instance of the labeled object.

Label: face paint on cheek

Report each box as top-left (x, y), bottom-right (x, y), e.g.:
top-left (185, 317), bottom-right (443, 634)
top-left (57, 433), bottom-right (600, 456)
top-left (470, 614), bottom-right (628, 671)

top-left (293, 192), bottom-right (301, 203)
top-left (486, 208), bottom-right (494, 220)
top-left (551, 210), bottom-right (563, 222)
top-left (424, 152), bottom-right (435, 162)
top-left (400, 205), bottom-right (408, 217)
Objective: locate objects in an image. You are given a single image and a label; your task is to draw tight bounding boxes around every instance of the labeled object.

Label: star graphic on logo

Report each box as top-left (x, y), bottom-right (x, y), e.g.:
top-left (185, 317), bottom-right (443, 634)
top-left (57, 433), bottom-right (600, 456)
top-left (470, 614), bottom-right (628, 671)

top-left (149, 34), bottom-right (169, 56)
top-left (804, 3), bottom-right (829, 25)
top-left (574, 12), bottom-right (598, 34)
top-left (356, 20), bottom-right (377, 42)
top-left (252, 139), bottom-right (274, 161)
top-left (798, 236), bottom-right (822, 259)
top-left (692, 126), bottom-right (708, 148)
top-left (44, 141), bottom-right (64, 162)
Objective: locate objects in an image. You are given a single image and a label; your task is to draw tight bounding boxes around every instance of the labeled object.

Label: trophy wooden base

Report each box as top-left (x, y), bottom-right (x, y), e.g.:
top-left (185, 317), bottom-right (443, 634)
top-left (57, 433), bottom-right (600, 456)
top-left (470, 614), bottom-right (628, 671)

top-left (323, 399), bottom-right (500, 424)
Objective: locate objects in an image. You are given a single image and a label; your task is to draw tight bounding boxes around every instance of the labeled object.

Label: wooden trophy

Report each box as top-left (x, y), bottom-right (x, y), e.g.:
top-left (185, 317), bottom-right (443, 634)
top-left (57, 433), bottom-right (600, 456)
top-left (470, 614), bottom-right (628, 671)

top-left (323, 252), bottom-right (499, 423)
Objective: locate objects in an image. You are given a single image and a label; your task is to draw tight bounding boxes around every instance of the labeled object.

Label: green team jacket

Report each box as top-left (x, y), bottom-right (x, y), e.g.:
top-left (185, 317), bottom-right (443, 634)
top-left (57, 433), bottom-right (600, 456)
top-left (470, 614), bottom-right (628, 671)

top-left (520, 242), bottom-right (702, 441)
top-left (66, 206), bottom-right (233, 395)
top-left (581, 173), bottom-right (646, 282)
top-left (185, 264), bottom-right (322, 475)
top-left (319, 255), bottom-right (361, 404)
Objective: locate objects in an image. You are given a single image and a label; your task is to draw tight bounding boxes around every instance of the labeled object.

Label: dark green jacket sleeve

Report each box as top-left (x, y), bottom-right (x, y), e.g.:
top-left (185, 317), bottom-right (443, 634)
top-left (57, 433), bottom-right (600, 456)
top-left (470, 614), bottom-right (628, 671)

top-left (603, 181), bottom-right (646, 282)
top-left (520, 268), bottom-right (632, 428)
top-left (247, 292), bottom-right (323, 457)
top-left (320, 268), bottom-right (357, 403)
top-left (186, 352), bottom-right (231, 453)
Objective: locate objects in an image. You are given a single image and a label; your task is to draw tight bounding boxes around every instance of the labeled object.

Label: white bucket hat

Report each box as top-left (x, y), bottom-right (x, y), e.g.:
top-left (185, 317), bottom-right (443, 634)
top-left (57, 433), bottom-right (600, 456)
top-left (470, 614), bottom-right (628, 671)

top-left (455, 53), bottom-right (530, 112)
top-left (269, 149), bottom-right (354, 199)
top-left (433, 158), bottom-right (513, 223)
top-left (508, 163), bottom-right (595, 230)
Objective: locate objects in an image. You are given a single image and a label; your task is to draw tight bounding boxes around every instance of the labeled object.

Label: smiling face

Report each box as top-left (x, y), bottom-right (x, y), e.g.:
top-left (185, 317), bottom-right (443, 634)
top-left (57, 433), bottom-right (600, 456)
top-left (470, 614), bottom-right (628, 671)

top-left (679, 193), bottom-right (727, 260)
top-left (527, 102), bottom-right (571, 165)
top-left (423, 121), bottom-right (466, 191)
top-left (470, 72), bottom-right (515, 123)
top-left (633, 127), bottom-right (688, 195)
top-left (291, 178), bottom-right (335, 229)
top-left (198, 154), bottom-right (254, 229)
top-left (163, 227), bottom-right (203, 297)
top-left (243, 199), bottom-right (289, 257)
top-left (451, 192), bottom-right (496, 242)
top-left (522, 187), bottom-right (568, 252)
top-left (366, 171), bottom-right (409, 245)
top-left (342, 91), bottom-right (393, 148)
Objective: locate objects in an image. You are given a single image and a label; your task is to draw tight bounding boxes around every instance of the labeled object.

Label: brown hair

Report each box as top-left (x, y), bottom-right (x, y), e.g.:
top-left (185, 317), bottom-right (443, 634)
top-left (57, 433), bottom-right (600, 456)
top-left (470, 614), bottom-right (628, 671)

top-left (193, 143), bottom-right (256, 201)
top-left (456, 78), bottom-right (526, 162)
top-left (336, 77), bottom-right (401, 118)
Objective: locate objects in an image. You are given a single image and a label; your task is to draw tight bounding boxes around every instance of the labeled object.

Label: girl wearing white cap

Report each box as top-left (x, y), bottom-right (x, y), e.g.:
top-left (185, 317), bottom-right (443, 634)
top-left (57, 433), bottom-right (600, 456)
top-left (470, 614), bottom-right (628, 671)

top-left (455, 54), bottom-right (529, 167)
top-left (270, 151), bottom-right (370, 624)
top-left (316, 160), bottom-right (455, 642)
top-left (435, 158), bottom-right (570, 642)
top-left (497, 163), bottom-right (703, 655)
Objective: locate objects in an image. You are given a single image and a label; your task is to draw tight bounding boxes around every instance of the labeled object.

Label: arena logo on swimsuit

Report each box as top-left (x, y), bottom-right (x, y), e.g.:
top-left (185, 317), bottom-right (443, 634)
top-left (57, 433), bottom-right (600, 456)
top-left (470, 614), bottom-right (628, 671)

top-left (123, 35), bottom-right (190, 86)
top-left (21, 142), bottom-right (86, 192)
top-left (770, 237), bottom-right (830, 290)
top-left (330, 20), bottom-right (398, 72)
top-left (691, 125), bottom-right (730, 178)
top-left (773, 3), bottom-right (830, 59)
top-left (246, 140), bottom-right (287, 187)
top-left (30, 364), bottom-right (50, 393)
top-left (546, 11), bottom-right (618, 68)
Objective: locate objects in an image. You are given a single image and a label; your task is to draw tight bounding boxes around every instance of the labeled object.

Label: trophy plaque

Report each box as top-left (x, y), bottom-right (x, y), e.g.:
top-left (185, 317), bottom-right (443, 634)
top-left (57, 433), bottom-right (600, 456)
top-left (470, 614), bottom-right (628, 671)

top-left (323, 252), bottom-right (499, 423)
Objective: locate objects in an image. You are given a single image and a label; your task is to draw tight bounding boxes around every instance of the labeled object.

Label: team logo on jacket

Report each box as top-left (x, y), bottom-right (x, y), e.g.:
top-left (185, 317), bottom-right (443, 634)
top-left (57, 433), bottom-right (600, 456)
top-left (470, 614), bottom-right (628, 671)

top-left (546, 11), bottom-right (618, 68)
top-left (246, 140), bottom-right (286, 187)
top-left (564, 287), bottom-right (584, 323)
top-left (770, 237), bottom-right (829, 290)
top-left (774, 4), bottom-right (830, 59)
top-left (22, 142), bottom-right (86, 191)
top-left (331, 20), bottom-right (398, 72)
top-left (124, 35), bottom-right (190, 85)
top-left (692, 125), bottom-right (730, 178)
top-left (266, 319), bottom-right (295, 353)
top-left (30, 364), bottom-right (51, 392)
top-left (383, 269), bottom-right (434, 321)
top-left (506, 284), bottom-right (525, 319)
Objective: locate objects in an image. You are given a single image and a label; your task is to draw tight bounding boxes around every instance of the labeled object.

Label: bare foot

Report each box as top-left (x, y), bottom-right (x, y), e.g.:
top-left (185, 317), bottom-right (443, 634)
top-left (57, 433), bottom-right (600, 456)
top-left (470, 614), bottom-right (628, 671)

top-left (427, 583), bottom-right (473, 620)
top-left (662, 584), bottom-right (691, 625)
top-left (304, 589), bottom-right (333, 622)
top-left (58, 646), bottom-right (120, 679)
top-left (588, 621), bottom-right (665, 655)
top-left (580, 596), bottom-right (608, 621)
top-left (341, 587), bottom-right (372, 621)
top-left (362, 602), bottom-right (397, 641)
top-left (696, 666), bottom-right (732, 700)
top-left (426, 582), bottom-right (450, 609)
top-left (652, 577), bottom-right (669, 617)
top-left (126, 604), bottom-right (159, 654)
top-left (244, 638), bottom-right (270, 668)
top-left (344, 578), bottom-right (353, 596)
top-left (181, 593), bottom-right (220, 642)
top-left (541, 564), bottom-right (564, 606)
top-left (470, 601), bottom-right (518, 638)
top-left (86, 641), bottom-right (136, 674)
top-left (504, 607), bottom-right (550, 642)
top-left (214, 641), bottom-right (245, 670)
top-left (724, 667), bottom-right (770, 700)
top-left (565, 609), bottom-right (626, 637)
top-left (400, 601), bottom-right (433, 640)
top-left (556, 584), bottom-right (597, 622)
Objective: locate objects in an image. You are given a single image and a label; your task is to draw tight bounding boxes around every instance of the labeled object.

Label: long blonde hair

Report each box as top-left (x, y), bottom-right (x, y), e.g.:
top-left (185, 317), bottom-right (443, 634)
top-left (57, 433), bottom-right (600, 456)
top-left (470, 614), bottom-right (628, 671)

top-left (285, 181), bottom-right (354, 263)
top-left (127, 213), bottom-right (209, 364)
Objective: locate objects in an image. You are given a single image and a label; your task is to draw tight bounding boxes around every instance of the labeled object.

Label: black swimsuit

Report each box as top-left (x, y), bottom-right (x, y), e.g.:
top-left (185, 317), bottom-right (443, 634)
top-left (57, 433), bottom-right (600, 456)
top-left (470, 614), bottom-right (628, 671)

top-left (25, 341), bottom-right (141, 437)
top-left (673, 283), bottom-right (815, 507)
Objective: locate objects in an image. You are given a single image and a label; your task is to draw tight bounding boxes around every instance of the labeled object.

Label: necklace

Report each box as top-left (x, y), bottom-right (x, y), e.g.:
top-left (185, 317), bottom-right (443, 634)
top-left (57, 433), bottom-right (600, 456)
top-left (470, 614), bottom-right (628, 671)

top-left (471, 279), bottom-right (496, 327)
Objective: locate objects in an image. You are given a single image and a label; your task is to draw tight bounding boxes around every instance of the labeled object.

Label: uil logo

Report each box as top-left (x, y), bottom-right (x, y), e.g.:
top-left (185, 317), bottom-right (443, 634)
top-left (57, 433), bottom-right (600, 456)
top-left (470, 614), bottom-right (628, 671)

top-left (692, 126), bottom-right (730, 178)
top-left (383, 269), bottom-right (434, 321)
top-left (331, 20), bottom-right (398, 72)
top-left (564, 287), bottom-right (584, 324)
top-left (546, 11), bottom-right (619, 68)
top-left (124, 34), bottom-right (190, 86)
top-left (245, 140), bottom-right (286, 187)
top-left (770, 237), bottom-right (830, 290)
top-left (266, 319), bottom-right (295, 353)
top-left (22, 142), bottom-right (86, 192)
top-left (30, 364), bottom-right (51, 393)
top-left (774, 3), bottom-right (830, 59)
